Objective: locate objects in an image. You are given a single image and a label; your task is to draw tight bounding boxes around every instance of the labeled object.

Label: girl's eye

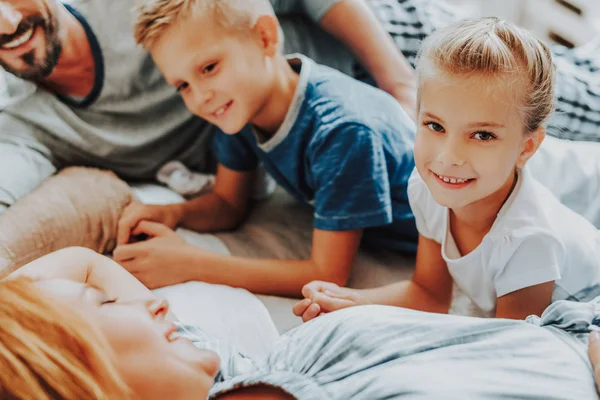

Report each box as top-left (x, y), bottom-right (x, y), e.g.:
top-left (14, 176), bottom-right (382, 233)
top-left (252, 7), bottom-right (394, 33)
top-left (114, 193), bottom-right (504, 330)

top-left (202, 62), bottom-right (218, 74)
top-left (473, 131), bottom-right (496, 141)
top-left (176, 82), bottom-right (189, 92)
top-left (426, 122), bottom-right (444, 132)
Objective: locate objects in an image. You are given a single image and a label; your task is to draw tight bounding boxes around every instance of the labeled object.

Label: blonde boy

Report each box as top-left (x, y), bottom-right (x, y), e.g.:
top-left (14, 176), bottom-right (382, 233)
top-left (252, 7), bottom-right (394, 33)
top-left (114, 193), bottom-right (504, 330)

top-left (117, 0), bottom-right (417, 296)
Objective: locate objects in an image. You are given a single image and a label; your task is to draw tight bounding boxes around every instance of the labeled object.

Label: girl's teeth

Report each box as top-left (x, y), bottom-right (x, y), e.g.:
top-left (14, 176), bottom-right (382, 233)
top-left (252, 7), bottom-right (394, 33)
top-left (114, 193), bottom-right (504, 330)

top-left (437, 174), bottom-right (469, 184)
top-left (2, 27), bottom-right (34, 49)
top-left (215, 106), bottom-right (226, 116)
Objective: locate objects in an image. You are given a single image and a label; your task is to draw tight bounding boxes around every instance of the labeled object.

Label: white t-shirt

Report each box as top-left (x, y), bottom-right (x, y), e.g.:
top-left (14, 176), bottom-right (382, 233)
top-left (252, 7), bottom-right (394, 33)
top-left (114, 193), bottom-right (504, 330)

top-left (407, 166), bottom-right (600, 313)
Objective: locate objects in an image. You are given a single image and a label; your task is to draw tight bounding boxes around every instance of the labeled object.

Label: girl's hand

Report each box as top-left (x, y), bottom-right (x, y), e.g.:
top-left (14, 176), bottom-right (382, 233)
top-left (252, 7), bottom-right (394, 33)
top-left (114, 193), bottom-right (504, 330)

top-left (292, 281), bottom-right (367, 323)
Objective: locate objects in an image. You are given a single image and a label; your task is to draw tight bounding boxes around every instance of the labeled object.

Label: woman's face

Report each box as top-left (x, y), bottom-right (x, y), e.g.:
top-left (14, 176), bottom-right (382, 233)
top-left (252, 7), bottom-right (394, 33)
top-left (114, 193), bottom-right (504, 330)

top-left (37, 279), bottom-right (219, 399)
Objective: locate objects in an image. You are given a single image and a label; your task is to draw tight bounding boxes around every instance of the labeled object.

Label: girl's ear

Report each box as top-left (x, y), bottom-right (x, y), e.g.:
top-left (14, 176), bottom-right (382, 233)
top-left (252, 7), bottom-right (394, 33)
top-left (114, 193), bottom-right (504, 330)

top-left (516, 126), bottom-right (545, 168)
top-left (252, 15), bottom-right (280, 57)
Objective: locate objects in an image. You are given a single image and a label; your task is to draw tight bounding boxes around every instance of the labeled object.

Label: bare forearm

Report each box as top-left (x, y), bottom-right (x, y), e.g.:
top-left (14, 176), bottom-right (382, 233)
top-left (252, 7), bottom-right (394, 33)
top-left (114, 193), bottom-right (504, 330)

top-left (11, 247), bottom-right (154, 302)
top-left (181, 251), bottom-right (342, 297)
top-left (178, 193), bottom-right (245, 233)
top-left (320, 0), bottom-right (415, 90)
top-left (361, 280), bottom-right (450, 313)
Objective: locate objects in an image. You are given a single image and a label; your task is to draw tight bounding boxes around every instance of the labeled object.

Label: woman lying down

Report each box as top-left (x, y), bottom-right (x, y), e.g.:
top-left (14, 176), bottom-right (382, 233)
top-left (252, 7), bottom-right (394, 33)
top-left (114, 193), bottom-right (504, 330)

top-left (1, 247), bottom-right (598, 399)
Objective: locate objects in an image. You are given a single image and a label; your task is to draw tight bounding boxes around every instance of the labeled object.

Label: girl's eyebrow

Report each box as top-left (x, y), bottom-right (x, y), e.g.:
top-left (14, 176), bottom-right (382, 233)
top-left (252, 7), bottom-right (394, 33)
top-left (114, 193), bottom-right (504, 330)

top-left (467, 121), bottom-right (505, 128)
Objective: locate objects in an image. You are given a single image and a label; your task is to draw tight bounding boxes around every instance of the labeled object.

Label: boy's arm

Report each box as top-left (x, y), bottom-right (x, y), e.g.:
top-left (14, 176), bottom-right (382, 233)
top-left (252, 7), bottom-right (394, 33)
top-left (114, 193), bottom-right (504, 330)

top-left (117, 165), bottom-right (254, 244)
top-left (178, 164), bottom-right (255, 232)
top-left (193, 228), bottom-right (362, 296)
top-left (118, 225), bottom-right (362, 296)
top-left (495, 282), bottom-right (554, 319)
top-left (318, 0), bottom-right (417, 118)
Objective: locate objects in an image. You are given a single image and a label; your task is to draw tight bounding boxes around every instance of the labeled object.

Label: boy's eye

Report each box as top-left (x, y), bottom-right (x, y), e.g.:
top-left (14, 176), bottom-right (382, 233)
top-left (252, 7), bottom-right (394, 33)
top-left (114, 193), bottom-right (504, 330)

top-left (426, 122), bottom-right (444, 132)
top-left (176, 82), bottom-right (189, 92)
top-left (202, 62), bottom-right (218, 74)
top-left (473, 131), bottom-right (496, 141)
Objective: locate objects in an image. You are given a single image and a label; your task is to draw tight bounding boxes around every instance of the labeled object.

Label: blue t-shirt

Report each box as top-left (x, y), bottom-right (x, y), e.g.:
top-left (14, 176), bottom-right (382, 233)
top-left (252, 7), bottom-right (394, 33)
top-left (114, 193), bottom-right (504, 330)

top-left (212, 55), bottom-right (417, 253)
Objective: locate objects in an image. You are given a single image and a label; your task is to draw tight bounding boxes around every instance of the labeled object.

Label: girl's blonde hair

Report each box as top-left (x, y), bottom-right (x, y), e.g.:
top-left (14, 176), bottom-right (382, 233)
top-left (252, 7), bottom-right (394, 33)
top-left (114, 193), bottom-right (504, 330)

top-left (0, 277), bottom-right (130, 399)
top-left (416, 17), bottom-right (555, 133)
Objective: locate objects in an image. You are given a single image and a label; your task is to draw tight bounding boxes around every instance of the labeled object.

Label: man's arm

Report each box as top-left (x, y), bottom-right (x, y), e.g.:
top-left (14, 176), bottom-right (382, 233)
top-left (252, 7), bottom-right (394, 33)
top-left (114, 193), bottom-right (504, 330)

top-left (317, 0), bottom-right (417, 118)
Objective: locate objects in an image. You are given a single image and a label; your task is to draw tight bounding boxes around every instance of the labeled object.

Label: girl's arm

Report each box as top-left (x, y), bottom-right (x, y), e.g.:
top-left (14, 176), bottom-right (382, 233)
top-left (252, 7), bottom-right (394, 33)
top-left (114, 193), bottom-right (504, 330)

top-left (319, 0), bottom-right (417, 119)
top-left (495, 282), bottom-right (554, 319)
top-left (361, 234), bottom-right (453, 312)
top-left (295, 234), bottom-right (453, 321)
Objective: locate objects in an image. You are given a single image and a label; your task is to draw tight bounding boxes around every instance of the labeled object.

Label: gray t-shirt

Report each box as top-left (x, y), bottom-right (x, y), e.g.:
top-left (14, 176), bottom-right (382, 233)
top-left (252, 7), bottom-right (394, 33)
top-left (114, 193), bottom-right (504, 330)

top-left (0, 0), bottom-right (346, 209)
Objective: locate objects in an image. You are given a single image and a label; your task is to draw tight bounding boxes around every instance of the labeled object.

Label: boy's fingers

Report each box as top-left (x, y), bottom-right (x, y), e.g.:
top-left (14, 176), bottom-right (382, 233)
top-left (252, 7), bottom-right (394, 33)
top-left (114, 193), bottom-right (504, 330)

top-left (292, 299), bottom-right (311, 317)
top-left (133, 220), bottom-right (173, 237)
top-left (113, 242), bottom-right (147, 261)
top-left (117, 217), bottom-right (136, 245)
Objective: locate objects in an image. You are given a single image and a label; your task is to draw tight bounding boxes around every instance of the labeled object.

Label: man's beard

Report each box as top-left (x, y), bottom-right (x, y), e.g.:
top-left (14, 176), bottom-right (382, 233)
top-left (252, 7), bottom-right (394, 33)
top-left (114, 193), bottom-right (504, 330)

top-left (0, 11), bottom-right (63, 82)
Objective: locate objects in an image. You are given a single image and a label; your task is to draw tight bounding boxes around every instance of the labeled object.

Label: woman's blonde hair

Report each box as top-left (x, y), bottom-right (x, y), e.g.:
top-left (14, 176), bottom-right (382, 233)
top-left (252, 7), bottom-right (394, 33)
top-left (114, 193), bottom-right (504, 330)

top-left (0, 277), bottom-right (130, 399)
top-left (416, 17), bottom-right (555, 133)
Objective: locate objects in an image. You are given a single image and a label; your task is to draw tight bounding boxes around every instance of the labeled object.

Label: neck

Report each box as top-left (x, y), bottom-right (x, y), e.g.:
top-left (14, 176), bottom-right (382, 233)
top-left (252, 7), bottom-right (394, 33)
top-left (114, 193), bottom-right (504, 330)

top-left (251, 56), bottom-right (299, 136)
top-left (40, 4), bottom-right (95, 97)
top-left (451, 169), bottom-right (518, 234)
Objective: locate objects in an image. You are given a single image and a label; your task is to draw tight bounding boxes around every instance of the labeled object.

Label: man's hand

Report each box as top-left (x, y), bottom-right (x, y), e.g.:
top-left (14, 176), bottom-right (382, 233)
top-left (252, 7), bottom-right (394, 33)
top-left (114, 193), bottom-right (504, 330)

top-left (113, 221), bottom-right (197, 289)
top-left (292, 281), bottom-right (367, 323)
top-left (117, 202), bottom-right (183, 245)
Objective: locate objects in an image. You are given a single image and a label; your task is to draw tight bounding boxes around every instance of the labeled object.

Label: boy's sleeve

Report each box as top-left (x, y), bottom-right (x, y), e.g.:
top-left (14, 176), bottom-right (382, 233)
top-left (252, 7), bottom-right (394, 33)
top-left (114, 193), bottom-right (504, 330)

top-left (270, 0), bottom-right (342, 21)
top-left (211, 128), bottom-right (259, 172)
top-left (494, 232), bottom-right (563, 298)
top-left (310, 124), bottom-right (402, 231)
top-left (301, 0), bottom-right (342, 21)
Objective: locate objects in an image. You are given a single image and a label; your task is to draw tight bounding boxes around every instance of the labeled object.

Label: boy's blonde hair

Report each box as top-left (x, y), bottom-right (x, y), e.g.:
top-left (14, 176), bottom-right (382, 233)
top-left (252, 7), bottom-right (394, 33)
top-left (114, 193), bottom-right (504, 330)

top-left (0, 277), bottom-right (130, 399)
top-left (135, 0), bottom-right (276, 49)
top-left (416, 17), bottom-right (555, 133)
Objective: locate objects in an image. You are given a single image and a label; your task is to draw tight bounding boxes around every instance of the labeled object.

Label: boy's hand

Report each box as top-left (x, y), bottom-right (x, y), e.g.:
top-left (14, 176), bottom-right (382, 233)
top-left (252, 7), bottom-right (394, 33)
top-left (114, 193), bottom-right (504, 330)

top-left (117, 202), bottom-right (183, 245)
top-left (292, 281), bottom-right (367, 323)
top-left (113, 221), bottom-right (195, 289)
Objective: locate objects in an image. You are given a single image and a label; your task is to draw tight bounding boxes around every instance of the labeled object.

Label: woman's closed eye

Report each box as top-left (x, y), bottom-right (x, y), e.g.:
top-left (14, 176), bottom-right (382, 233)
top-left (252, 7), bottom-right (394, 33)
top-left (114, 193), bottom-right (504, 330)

top-left (472, 131), bottom-right (497, 141)
top-left (101, 297), bottom-right (119, 306)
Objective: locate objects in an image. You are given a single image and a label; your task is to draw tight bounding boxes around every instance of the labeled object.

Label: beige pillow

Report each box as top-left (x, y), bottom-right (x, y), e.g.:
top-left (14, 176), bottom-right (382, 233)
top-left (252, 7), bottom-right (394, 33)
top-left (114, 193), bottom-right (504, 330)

top-left (0, 167), bottom-right (132, 278)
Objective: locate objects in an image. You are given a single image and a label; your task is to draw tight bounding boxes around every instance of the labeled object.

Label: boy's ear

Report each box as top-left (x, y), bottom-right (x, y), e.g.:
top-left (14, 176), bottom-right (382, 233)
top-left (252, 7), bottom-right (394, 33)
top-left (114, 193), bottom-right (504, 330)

top-left (516, 126), bottom-right (545, 168)
top-left (253, 15), bottom-right (280, 57)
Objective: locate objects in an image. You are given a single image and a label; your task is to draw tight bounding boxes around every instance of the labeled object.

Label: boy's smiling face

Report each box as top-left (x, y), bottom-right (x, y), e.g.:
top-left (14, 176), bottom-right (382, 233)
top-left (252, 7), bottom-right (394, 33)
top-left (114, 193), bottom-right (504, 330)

top-left (150, 12), bottom-right (277, 134)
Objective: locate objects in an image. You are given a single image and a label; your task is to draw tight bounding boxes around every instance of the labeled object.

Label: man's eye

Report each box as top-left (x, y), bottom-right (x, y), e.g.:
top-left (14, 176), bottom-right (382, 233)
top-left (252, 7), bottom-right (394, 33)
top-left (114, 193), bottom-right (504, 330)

top-left (473, 131), bottom-right (496, 141)
top-left (176, 82), bottom-right (189, 92)
top-left (426, 122), bottom-right (444, 132)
